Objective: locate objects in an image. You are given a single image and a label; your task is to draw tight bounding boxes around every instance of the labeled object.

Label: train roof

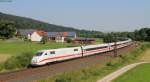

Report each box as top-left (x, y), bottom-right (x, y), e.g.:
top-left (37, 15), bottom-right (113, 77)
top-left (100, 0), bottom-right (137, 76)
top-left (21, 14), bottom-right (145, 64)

top-left (82, 43), bottom-right (109, 49)
top-left (38, 46), bottom-right (81, 52)
top-left (37, 39), bottom-right (132, 52)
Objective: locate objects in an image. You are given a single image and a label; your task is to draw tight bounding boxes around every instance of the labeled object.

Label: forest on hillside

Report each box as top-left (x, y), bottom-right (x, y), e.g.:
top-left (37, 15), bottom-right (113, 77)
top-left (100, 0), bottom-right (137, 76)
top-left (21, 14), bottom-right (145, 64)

top-left (0, 12), bottom-right (150, 42)
top-left (0, 12), bottom-right (104, 38)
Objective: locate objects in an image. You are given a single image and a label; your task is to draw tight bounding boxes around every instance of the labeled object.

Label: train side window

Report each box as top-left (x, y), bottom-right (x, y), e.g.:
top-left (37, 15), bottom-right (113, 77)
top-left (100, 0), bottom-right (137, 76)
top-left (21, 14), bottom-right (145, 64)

top-left (74, 49), bottom-right (78, 51)
top-left (86, 46), bottom-right (107, 51)
top-left (45, 53), bottom-right (47, 55)
top-left (50, 51), bottom-right (55, 54)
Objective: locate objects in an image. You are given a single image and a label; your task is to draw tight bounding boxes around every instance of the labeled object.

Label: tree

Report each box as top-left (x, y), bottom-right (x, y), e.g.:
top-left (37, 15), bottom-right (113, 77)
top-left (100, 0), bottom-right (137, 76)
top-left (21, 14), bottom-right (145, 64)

top-left (103, 33), bottom-right (116, 43)
top-left (41, 35), bottom-right (48, 44)
top-left (65, 38), bottom-right (72, 43)
top-left (0, 20), bottom-right (16, 39)
top-left (134, 28), bottom-right (150, 41)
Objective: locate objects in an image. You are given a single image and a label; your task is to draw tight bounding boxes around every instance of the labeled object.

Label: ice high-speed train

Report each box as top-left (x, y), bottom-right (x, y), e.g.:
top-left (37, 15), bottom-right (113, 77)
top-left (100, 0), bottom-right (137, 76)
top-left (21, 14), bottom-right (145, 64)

top-left (31, 39), bottom-right (132, 66)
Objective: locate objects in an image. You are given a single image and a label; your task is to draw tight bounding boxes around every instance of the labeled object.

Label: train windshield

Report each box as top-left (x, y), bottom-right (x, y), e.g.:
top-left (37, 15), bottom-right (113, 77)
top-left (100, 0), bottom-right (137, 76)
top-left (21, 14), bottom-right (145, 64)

top-left (35, 52), bottom-right (43, 56)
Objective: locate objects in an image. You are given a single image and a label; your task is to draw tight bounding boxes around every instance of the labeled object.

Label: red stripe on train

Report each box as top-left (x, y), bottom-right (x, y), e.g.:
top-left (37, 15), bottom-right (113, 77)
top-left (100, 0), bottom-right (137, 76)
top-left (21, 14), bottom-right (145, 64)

top-left (36, 44), bottom-right (128, 63)
top-left (38, 53), bottom-right (81, 63)
top-left (37, 48), bottom-right (109, 63)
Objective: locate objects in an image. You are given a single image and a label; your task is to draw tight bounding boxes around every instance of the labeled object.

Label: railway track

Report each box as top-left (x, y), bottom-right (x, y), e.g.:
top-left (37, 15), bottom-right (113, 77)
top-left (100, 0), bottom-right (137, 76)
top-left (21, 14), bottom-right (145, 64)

top-left (0, 43), bottom-right (136, 82)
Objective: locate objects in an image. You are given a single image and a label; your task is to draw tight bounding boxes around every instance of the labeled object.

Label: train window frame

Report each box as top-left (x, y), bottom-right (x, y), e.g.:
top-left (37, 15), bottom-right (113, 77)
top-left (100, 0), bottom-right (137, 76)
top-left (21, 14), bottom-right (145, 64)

top-left (50, 51), bottom-right (55, 54)
top-left (36, 52), bottom-right (43, 56)
top-left (45, 53), bottom-right (48, 55)
top-left (74, 49), bottom-right (78, 51)
top-left (85, 46), bottom-right (107, 51)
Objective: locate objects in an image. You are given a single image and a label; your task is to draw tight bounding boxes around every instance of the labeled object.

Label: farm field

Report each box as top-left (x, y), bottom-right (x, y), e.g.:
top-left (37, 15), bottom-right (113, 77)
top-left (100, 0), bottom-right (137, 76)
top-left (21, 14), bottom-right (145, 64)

top-left (0, 40), bottom-right (78, 55)
top-left (0, 39), bottom-right (103, 63)
top-left (95, 39), bottom-right (103, 44)
top-left (138, 49), bottom-right (150, 62)
top-left (0, 54), bottom-right (11, 63)
top-left (0, 38), bottom-right (104, 55)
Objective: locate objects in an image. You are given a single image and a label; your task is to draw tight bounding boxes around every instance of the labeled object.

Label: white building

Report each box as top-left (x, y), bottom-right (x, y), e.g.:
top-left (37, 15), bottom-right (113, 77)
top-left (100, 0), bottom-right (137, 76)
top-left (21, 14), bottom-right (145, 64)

top-left (55, 36), bottom-right (65, 42)
top-left (28, 30), bottom-right (46, 42)
top-left (30, 32), bottom-right (43, 42)
top-left (47, 32), bottom-right (76, 43)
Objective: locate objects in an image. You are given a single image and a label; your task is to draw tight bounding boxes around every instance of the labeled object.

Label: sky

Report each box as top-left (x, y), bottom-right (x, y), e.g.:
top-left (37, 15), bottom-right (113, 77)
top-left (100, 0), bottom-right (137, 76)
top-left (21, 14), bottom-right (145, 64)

top-left (0, 0), bottom-right (150, 32)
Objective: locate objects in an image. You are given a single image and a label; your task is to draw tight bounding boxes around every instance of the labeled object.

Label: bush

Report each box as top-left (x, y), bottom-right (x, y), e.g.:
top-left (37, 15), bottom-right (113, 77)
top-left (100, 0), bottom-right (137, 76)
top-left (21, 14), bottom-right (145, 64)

top-left (41, 35), bottom-right (48, 44)
top-left (4, 52), bottom-right (33, 70)
top-left (106, 61), bottom-right (113, 66)
top-left (65, 38), bottom-right (72, 43)
top-left (55, 73), bottom-right (74, 82)
top-left (0, 64), bottom-right (4, 71)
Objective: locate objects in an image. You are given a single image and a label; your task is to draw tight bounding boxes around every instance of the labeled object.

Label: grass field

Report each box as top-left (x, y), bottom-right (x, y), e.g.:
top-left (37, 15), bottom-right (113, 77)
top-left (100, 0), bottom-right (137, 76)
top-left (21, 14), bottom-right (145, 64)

top-left (0, 41), bottom-right (78, 55)
top-left (0, 54), bottom-right (11, 63)
top-left (138, 49), bottom-right (150, 62)
top-left (0, 39), bottom-right (104, 55)
top-left (113, 63), bottom-right (150, 82)
top-left (0, 39), bottom-right (103, 63)
top-left (95, 38), bottom-right (103, 44)
top-left (113, 48), bottom-right (150, 82)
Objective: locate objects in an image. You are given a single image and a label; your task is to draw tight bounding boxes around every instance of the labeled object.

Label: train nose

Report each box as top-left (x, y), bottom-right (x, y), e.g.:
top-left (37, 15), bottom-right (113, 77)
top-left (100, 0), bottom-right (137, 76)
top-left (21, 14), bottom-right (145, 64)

top-left (31, 56), bottom-right (38, 64)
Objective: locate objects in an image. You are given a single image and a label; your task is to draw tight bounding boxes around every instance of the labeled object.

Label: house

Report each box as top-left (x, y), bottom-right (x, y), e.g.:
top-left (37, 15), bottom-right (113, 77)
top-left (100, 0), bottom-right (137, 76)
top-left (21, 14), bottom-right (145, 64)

top-left (47, 32), bottom-right (65, 42)
top-left (18, 29), bottom-right (77, 42)
top-left (30, 30), bottom-right (47, 42)
top-left (47, 32), bottom-right (76, 42)
top-left (17, 29), bottom-right (47, 42)
top-left (17, 29), bottom-right (36, 39)
top-left (63, 32), bottom-right (77, 38)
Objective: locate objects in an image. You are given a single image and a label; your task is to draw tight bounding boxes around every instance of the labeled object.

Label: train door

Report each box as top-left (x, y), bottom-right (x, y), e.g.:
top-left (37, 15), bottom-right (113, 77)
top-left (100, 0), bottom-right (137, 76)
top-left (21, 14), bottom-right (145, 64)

top-left (108, 43), bottom-right (111, 51)
top-left (108, 43), bottom-right (114, 51)
top-left (80, 46), bottom-right (84, 57)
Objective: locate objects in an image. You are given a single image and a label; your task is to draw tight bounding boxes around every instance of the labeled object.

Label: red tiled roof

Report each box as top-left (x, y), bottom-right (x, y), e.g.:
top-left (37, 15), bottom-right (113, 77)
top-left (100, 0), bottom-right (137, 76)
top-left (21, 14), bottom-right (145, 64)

top-left (36, 31), bottom-right (47, 36)
top-left (63, 32), bottom-right (69, 37)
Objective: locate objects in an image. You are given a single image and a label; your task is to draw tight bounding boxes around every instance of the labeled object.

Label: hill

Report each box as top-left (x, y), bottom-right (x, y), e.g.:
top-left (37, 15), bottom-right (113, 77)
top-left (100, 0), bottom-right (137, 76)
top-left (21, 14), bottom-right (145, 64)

top-left (0, 12), bottom-right (104, 38)
top-left (0, 12), bottom-right (78, 32)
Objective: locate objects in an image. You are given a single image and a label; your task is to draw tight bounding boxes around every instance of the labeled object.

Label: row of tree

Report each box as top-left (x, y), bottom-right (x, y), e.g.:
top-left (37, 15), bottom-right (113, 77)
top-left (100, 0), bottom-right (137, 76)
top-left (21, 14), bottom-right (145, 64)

top-left (0, 16), bottom-right (150, 42)
top-left (0, 20), bottom-right (16, 39)
top-left (134, 28), bottom-right (150, 41)
top-left (103, 28), bottom-right (150, 43)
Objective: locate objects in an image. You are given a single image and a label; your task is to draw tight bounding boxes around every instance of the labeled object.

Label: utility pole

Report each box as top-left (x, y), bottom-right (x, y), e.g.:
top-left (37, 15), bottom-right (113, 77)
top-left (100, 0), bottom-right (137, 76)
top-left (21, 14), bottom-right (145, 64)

top-left (114, 34), bottom-right (117, 57)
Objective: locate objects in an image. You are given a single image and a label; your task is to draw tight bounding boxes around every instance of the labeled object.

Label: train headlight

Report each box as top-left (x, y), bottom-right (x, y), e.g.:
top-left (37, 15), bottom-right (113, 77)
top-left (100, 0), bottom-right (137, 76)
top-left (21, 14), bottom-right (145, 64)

top-left (32, 59), bottom-right (37, 63)
top-left (31, 57), bottom-right (38, 63)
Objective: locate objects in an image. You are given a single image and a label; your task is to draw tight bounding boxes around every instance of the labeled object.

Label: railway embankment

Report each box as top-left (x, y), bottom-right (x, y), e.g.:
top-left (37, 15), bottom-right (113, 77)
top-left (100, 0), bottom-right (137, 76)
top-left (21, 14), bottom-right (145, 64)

top-left (97, 62), bottom-right (148, 82)
top-left (38, 42), bottom-right (150, 82)
top-left (0, 42), bottom-right (149, 82)
top-left (0, 42), bottom-right (135, 82)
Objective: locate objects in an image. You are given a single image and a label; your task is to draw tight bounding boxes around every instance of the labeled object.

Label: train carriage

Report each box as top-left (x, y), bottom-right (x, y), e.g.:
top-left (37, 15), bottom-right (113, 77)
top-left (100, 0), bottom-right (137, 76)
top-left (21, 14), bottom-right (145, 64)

top-left (82, 44), bottom-right (110, 56)
top-left (31, 39), bottom-right (132, 66)
top-left (31, 47), bottom-right (82, 66)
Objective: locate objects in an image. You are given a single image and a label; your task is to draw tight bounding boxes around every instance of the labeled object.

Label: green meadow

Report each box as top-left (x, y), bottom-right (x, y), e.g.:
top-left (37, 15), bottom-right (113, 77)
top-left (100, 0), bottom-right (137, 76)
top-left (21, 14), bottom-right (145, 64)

top-left (113, 63), bottom-right (150, 82)
top-left (113, 48), bottom-right (150, 82)
top-left (0, 38), bottom-right (103, 64)
top-left (0, 40), bottom-right (77, 55)
top-left (0, 40), bottom-right (79, 70)
top-left (0, 38), bottom-right (103, 55)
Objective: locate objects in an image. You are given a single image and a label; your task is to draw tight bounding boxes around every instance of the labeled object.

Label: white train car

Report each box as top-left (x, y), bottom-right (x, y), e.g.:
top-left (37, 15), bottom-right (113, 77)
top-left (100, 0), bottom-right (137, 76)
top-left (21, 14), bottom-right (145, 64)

top-left (81, 39), bottom-right (132, 57)
top-left (116, 39), bottom-right (132, 48)
top-left (31, 47), bottom-right (82, 66)
top-left (31, 39), bottom-right (132, 66)
top-left (82, 43), bottom-right (109, 56)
